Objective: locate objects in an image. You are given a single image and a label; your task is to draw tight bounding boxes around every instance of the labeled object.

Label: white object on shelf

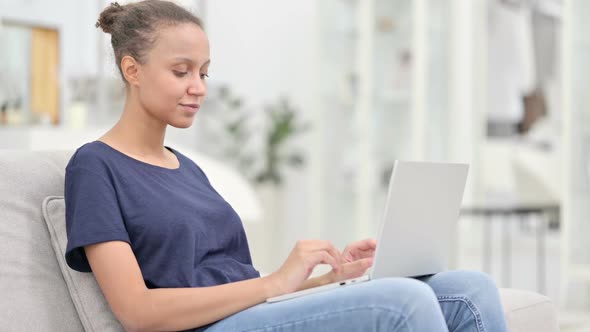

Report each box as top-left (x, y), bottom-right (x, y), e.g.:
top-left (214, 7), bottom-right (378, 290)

top-left (65, 102), bottom-right (88, 129)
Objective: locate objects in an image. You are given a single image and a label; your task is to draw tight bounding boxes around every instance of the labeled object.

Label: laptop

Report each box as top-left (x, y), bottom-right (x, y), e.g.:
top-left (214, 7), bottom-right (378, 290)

top-left (266, 160), bottom-right (469, 303)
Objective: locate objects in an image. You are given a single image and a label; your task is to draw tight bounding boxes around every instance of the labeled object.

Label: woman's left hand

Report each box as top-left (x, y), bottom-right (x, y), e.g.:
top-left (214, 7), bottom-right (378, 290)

top-left (325, 238), bottom-right (377, 283)
top-left (342, 238), bottom-right (377, 263)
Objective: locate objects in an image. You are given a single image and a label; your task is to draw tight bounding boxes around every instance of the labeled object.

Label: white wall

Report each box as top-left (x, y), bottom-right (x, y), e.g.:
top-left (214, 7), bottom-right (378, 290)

top-left (204, 0), bottom-right (317, 108)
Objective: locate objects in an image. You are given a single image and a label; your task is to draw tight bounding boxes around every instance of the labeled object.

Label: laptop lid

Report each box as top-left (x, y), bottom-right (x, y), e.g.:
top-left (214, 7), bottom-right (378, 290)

top-left (370, 161), bottom-right (469, 279)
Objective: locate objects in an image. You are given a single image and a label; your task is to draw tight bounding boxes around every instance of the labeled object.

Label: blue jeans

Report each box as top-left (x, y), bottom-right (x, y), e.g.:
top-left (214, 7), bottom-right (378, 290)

top-left (201, 270), bottom-right (509, 332)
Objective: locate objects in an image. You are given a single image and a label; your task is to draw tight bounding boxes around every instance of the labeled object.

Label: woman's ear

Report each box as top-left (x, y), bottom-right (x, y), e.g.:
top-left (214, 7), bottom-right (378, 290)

top-left (121, 55), bottom-right (140, 87)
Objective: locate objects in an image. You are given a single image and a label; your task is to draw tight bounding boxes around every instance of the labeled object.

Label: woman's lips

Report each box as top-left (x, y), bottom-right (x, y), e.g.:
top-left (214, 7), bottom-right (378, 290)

top-left (179, 103), bottom-right (200, 113)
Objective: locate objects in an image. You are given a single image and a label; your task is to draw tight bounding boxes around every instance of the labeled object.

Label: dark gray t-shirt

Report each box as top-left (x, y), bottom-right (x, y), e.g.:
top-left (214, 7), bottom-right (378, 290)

top-left (64, 141), bottom-right (260, 289)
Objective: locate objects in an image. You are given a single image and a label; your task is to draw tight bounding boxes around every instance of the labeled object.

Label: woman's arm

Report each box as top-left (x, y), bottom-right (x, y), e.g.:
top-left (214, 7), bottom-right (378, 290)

top-left (86, 239), bottom-right (345, 332)
top-left (85, 241), bottom-right (281, 332)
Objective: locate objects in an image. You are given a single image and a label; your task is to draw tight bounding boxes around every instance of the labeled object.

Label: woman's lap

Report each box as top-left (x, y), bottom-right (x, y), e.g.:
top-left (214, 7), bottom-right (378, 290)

top-left (418, 270), bottom-right (508, 332)
top-left (202, 270), bottom-right (508, 332)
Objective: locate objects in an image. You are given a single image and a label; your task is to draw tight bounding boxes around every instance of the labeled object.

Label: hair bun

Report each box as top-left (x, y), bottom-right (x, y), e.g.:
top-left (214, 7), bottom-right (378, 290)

top-left (96, 2), bottom-right (124, 34)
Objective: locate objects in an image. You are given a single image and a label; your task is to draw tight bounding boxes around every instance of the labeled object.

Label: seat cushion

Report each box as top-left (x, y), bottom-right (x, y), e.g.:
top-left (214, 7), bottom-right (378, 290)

top-left (0, 150), bottom-right (83, 330)
top-left (43, 196), bottom-right (124, 331)
top-left (500, 288), bottom-right (559, 332)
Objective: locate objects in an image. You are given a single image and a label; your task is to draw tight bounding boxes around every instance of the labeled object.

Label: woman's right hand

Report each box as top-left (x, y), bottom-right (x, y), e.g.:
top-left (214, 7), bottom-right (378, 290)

top-left (266, 240), bottom-right (344, 296)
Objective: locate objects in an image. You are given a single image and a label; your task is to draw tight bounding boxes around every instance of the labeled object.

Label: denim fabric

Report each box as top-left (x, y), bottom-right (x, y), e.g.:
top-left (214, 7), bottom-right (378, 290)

top-left (200, 270), bottom-right (508, 332)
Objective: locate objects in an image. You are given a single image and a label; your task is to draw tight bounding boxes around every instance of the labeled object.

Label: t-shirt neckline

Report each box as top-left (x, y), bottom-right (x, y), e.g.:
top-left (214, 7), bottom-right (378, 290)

top-left (93, 140), bottom-right (182, 171)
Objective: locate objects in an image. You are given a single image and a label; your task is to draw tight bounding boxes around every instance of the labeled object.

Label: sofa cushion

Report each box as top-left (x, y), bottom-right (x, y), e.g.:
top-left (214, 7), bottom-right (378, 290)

top-left (500, 288), bottom-right (559, 332)
top-left (43, 196), bottom-right (124, 331)
top-left (0, 150), bottom-right (83, 330)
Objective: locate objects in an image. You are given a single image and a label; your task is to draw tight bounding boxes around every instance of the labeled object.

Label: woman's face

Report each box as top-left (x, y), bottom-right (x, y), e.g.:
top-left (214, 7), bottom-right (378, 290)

top-left (135, 23), bottom-right (210, 128)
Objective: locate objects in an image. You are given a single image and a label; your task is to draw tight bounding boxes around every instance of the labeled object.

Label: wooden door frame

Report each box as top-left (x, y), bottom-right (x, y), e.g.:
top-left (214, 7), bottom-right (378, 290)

top-left (1, 19), bottom-right (62, 125)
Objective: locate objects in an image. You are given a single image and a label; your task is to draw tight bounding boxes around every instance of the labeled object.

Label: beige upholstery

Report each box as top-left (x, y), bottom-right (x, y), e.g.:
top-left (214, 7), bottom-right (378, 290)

top-left (500, 288), bottom-right (560, 332)
top-left (43, 196), bottom-right (123, 331)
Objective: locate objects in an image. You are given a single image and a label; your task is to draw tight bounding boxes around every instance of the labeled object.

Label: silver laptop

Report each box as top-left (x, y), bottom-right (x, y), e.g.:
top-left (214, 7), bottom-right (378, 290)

top-left (266, 160), bottom-right (469, 303)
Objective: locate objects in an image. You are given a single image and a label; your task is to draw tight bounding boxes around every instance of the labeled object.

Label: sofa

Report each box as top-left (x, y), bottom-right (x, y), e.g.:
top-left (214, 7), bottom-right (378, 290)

top-left (0, 149), bottom-right (560, 331)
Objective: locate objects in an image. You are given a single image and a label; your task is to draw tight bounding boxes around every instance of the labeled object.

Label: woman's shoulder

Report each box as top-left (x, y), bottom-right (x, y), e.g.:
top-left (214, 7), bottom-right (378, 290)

top-left (66, 141), bottom-right (113, 173)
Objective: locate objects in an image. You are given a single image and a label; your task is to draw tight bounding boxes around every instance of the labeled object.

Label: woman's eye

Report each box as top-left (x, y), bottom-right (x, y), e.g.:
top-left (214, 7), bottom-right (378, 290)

top-left (173, 70), bottom-right (188, 77)
top-left (200, 73), bottom-right (209, 79)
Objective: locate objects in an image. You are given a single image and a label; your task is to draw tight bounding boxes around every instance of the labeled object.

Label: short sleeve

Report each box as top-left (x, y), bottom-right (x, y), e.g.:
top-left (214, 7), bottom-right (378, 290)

top-left (64, 166), bottom-right (131, 272)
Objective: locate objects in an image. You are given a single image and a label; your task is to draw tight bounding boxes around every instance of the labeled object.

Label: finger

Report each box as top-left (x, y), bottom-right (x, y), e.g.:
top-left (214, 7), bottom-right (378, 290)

top-left (309, 240), bottom-right (345, 265)
top-left (363, 256), bottom-right (374, 268)
top-left (343, 239), bottom-right (375, 255)
top-left (348, 257), bottom-right (373, 269)
top-left (336, 258), bottom-right (374, 281)
top-left (343, 251), bottom-right (355, 262)
top-left (309, 251), bottom-right (342, 273)
top-left (327, 245), bottom-right (345, 265)
top-left (353, 238), bottom-right (377, 251)
top-left (349, 257), bottom-right (373, 275)
top-left (355, 247), bottom-right (376, 259)
top-left (344, 247), bottom-right (375, 262)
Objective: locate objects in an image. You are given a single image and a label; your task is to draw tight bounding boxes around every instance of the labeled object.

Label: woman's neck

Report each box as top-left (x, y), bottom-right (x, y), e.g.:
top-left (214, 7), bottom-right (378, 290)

top-left (100, 97), bottom-right (169, 158)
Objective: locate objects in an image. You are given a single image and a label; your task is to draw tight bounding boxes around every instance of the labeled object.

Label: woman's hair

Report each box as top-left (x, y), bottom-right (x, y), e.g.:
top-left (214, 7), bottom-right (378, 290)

top-left (96, 1), bottom-right (203, 80)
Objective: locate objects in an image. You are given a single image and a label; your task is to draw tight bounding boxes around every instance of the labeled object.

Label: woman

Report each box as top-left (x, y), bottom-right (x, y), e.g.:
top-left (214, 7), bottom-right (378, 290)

top-left (65, 1), bottom-right (509, 331)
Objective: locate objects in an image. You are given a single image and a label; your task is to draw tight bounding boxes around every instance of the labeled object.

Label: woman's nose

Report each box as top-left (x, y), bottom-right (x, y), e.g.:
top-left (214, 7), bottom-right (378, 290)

top-left (188, 76), bottom-right (206, 96)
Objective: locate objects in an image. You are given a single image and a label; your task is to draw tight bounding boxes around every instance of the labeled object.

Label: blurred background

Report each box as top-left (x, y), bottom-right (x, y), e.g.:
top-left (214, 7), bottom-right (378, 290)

top-left (1, 0), bottom-right (589, 329)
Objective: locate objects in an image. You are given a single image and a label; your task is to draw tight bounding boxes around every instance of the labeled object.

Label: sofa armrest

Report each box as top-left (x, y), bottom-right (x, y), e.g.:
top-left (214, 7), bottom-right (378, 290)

top-left (499, 288), bottom-right (559, 332)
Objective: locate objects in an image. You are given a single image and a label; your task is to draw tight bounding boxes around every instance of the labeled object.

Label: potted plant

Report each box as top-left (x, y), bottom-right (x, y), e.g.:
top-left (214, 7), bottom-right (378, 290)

top-left (200, 85), bottom-right (310, 187)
